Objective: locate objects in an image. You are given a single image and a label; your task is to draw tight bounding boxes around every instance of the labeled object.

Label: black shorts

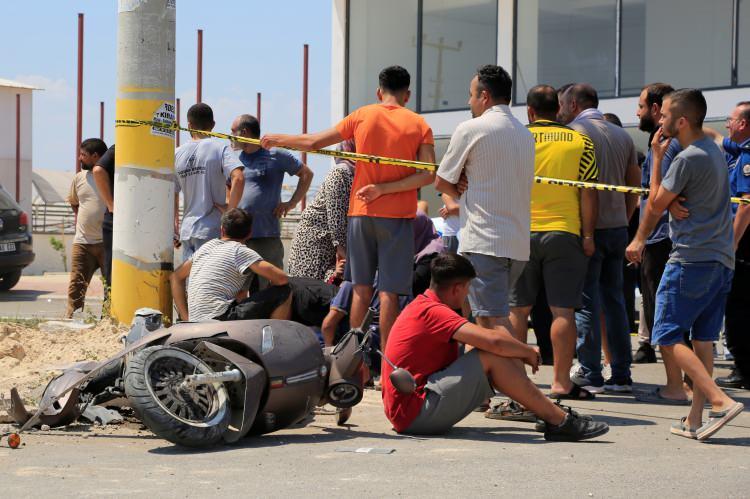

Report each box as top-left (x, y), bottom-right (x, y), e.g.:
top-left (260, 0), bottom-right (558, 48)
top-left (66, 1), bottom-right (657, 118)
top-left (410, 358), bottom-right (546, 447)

top-left (216, 284), bottom-right (291, 321)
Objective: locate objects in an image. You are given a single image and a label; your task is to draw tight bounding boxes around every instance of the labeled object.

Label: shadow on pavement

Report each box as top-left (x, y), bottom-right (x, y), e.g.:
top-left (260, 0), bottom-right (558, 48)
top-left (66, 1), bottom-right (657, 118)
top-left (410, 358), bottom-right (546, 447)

top-left (0, 289), bottom-right (50, 301)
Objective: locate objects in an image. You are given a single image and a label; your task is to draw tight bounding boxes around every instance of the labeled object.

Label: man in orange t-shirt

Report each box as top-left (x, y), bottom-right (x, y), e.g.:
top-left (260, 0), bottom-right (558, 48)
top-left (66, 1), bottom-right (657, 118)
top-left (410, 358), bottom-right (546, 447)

top-left (261, 66), bottom-right (435, 347)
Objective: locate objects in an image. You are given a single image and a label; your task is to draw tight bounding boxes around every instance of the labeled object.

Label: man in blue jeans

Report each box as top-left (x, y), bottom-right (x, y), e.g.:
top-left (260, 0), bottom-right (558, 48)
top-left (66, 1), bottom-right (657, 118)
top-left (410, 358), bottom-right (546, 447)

top-left (627, 89), bottom-right (743, 440)
top-left (558, 84), bottom-right (641, 393)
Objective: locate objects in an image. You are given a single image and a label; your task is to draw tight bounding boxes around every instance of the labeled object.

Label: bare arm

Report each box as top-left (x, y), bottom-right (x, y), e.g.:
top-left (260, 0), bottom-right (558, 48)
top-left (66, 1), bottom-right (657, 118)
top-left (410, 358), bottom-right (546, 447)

top-left (580, 188), bottom-right (598, 256)
top-left (170, 259), bottom-right (192, 321)
top-left (275, 164), bottom-right (314, 217)
top-left (321, 308), bottom-right (346, 347)
top-left (703, 127), bottom-right (724, 146)
top-left (92, 165), bottom-right (114, 212)
top-left (453, 322), bottom-right (540, 372)
top-left (440, 193), bottom-right (460, 217)
top-left (625, 161), bottom-right (641, 221)
top-left (260, 128), bottom-right (344, 152)
top-left (249, 261), bottom-right (289, 287)
top-left (734, 197), bottom-right (750, 251)
top-left (226, 168), bottom-right (245, 210)
top-left (435, 175), bottom-right (462, 199)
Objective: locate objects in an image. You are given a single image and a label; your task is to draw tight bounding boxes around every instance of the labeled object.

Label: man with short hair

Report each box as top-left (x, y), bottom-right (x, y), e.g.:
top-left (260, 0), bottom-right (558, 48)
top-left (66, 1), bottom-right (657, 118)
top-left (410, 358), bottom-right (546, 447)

top-left (507, 85), bottom-right (598, 400)
top-left (66, 138), bottom-right (108, 318)
top-left (230, 114), bottom-right (313, 290)
top-left (632, 83), bottom-right (693, 405)
top-left (175, 103), bottom-right (245, 260)
top-left (92, 144), bottom-right (115, 290)
top-left (704, 101), bottom-right (750, 390)
top-left (626, 89), bottom-right (743, 440)
top-left (170, 208), bottom-right (291, 322)
top-left (381, 253), bottom-right (608, 441)
top-left (435, 65), bottom-right (535, 337)
top-left (558, 83), bottom-right (640, 394)
top-left (261, 65), bottom-right (435, 349)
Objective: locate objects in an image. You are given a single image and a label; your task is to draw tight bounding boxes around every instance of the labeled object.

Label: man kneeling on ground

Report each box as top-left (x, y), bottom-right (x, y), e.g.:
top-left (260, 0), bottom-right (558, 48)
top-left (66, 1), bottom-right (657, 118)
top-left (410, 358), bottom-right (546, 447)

top-left (381, 253), bottom-right (609, 441)
top-left (171, 208), bottom-right (291, 322)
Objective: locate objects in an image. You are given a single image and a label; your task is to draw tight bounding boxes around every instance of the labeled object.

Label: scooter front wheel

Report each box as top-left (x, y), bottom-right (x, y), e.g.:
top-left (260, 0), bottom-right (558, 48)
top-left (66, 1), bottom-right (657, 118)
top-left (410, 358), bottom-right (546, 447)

top-left (124, 346), bottom-right (230, 447)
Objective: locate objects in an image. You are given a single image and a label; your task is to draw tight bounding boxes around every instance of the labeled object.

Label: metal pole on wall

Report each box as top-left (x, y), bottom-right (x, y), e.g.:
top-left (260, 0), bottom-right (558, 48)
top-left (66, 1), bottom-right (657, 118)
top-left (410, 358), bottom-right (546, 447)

top-left (76, 12), bottom-right (84, 172)
top-left (301, 44), bottom-right (309, 210)
top-left (15, 94), bottom-right (21, 202)
top-left (257, 92), bottom-right (261, 125)
top-left (112, 0), bottom-right (176, 323)
top-left (100, 101), bottom-right (105, 140)
top-left (196, 29), bottom-right (203, 103)
top-left (175, 97), bottom-right (181, 147)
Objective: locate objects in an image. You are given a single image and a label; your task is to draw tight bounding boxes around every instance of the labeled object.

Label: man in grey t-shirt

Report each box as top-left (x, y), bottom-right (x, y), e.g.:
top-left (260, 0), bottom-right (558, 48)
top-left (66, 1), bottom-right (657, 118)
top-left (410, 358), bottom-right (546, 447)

top-left (627, 89), bottom-right (743, 441)
top-left (175, 103), bottom-right (245, 260)
top-left (558, 84), bottom-right (641, 394)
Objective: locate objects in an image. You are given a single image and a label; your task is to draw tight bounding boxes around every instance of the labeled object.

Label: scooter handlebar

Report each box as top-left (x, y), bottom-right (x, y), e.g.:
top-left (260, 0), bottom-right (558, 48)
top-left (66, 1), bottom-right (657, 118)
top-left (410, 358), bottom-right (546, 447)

top-left (360, 307), bottom-right (376, 332)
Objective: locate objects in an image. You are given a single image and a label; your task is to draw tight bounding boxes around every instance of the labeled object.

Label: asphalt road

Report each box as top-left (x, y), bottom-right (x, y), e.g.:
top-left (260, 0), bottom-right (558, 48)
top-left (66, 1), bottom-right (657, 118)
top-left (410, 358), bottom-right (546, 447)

top-left (2, 356), bottom-right (748, 498)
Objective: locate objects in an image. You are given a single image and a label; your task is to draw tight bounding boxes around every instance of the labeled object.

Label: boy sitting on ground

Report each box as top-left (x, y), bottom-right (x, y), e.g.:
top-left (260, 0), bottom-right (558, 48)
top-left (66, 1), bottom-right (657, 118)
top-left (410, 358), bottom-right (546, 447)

top-left (381, 253), bottom-right (609, 441)
top-left (171, 208), bottom-right (291, 322)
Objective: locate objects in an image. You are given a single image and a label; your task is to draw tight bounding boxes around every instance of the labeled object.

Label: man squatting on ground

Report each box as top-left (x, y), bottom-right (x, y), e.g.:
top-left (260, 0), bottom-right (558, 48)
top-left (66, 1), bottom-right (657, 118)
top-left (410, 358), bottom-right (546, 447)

top-left (626, 89), bottom-right (744, 440)
top-left (382, 253), bottom-right (609, 441)
top-left (261, 65), bottom-right (435, 350)
top-left (66, 138), bottom-right (108, 318)
top-left (171, 208), bottom-right (292, 322)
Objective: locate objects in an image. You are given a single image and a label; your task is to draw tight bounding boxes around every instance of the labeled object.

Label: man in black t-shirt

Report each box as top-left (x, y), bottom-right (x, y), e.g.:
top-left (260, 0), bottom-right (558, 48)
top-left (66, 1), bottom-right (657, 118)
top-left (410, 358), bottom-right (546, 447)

top-left (92, 144), bottom-right (115, 291)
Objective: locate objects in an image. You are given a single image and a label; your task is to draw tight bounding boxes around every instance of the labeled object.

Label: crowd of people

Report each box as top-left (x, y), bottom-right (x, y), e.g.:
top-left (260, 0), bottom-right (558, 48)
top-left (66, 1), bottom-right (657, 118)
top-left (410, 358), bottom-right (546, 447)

top-left (67, 62), bottom-right (749, 443)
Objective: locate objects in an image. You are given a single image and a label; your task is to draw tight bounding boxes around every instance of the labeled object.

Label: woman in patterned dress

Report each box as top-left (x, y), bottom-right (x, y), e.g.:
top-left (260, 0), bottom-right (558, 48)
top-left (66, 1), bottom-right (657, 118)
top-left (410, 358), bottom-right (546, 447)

top-left (287, 141), bottom-right (355, 281)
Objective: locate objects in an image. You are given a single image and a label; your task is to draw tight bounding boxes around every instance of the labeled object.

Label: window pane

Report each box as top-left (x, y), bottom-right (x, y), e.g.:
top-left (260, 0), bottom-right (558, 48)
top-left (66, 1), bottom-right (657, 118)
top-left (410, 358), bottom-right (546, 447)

top-left (347, 0), bottom-right (418, 113)
top-left (621, 0), bottom-right (733, 95)
top-left (515, 0), bottom-right (617, 104)
top-left (740, 0), bottom-right (750, 84)
top-left (420, 0), bottom-right (498, 112)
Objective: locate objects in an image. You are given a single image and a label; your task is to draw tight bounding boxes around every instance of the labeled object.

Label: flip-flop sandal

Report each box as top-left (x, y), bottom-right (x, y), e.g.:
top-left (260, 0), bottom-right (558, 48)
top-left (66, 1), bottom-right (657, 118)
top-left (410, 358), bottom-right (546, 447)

top-left (485, 400), bottom-right (537, 422)
top-left (696, 402), bottom-right (744, 441)
top-left (670, 417), bottom-right (698, 439)
top-left (634, 387), bottom-right (691, 406)
top-left (548, 384), bottom-right (595, 400)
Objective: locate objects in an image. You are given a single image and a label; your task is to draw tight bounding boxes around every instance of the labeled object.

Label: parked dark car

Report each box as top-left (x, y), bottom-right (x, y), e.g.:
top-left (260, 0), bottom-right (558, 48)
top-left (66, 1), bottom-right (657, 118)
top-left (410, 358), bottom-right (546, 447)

top-left (0, 186), bottom-right (34, 291)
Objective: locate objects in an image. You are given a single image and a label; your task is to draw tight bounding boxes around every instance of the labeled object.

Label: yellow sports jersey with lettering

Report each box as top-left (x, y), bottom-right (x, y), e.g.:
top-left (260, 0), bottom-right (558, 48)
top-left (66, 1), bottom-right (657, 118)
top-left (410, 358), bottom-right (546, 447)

top-left (528, 120), bottom-right (598, 235)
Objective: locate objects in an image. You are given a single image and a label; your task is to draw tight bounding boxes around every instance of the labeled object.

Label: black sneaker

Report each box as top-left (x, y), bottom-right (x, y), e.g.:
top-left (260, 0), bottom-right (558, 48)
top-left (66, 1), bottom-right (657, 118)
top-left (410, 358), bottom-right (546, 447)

top-left (633, 343), bottom-right (657, 364)
top-left (604, 377), bottom-right (633, 393)
top-left (535, 404), bottom-right (593, 432)
top-left (715, 368), bottom-right (748, 389)
top-left (544, 413), bottom-right (609, 441)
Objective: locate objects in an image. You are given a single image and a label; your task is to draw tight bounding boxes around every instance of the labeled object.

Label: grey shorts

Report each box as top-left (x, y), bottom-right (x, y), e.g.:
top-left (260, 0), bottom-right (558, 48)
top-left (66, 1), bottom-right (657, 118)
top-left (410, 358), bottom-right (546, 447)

top-left (246, 237), bottom-right (285, 291)
top-left (509, 231), bottom-right (587, 310)
top-left (344, 216), bottom-right (414, 295)
top-left (462, 253), bottom-right (526, 317)
top-left (403, 350), bottom-right (493, 435)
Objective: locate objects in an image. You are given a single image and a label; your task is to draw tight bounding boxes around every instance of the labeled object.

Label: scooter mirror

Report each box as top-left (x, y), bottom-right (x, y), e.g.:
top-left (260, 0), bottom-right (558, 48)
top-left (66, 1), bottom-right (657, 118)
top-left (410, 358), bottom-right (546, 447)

top-left (389, 368), bottom-right (416, 394)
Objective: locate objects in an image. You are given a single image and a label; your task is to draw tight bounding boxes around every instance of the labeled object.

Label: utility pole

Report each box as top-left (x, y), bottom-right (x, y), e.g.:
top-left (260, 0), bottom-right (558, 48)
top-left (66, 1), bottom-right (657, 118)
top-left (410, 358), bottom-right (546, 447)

top-left (301, 44), bottom-right (309, 210)
top-left (256, 92), bottom-right (262, 125)
top-left (15, 94), bottom-right (21, 202)
top-left (196, 29), bottom-right (203, 103)
top-left (113, 0), bottom-right (176, 323)
top-left (175, 97), bottom-right (181, 146)
top-left (100, 101), bottom-right (105, 140)
top-left (76, 13), bottom-right (84, 172)
top-left (422, 35), bottom-right (462, 110)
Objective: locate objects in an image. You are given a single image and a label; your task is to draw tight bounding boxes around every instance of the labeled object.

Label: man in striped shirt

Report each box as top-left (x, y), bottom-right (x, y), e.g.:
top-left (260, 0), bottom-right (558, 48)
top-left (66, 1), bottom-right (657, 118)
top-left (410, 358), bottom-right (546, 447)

top-left (435, 65), bottom-right (535, 336)
top-left (507, 85), bottom-right (599, 402)
top-left (170, 209), bottom-right (291, 322)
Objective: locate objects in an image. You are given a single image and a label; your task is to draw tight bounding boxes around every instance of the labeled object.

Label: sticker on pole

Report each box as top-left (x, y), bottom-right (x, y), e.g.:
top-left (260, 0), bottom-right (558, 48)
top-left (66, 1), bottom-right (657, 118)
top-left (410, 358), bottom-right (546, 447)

top-left (150, 102), bottom-right (175, 139)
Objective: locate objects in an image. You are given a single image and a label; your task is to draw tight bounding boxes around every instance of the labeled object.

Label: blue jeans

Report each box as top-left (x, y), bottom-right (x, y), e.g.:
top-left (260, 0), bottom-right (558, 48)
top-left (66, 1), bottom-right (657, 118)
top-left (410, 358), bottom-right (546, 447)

top-left (575, 227), bottom-right (632, 385)
top-left (652, 262), bottom-right (733, 346)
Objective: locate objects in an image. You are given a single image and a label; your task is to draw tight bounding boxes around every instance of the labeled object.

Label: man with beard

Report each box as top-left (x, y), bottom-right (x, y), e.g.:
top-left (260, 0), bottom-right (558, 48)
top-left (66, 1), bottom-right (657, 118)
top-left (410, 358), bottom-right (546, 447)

top-left (632, 83), bottom-right (693, 405)
top-left (626, 89), bottom-right (743, 440)
top-left (66, 138), bottom-right (108, 318)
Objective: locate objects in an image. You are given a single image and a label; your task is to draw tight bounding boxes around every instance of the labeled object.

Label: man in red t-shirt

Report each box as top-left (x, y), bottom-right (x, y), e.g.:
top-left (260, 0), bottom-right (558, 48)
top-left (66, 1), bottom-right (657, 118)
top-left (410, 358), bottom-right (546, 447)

top-left (382, 253), bottom-right (609, 441)
top-left (262, 66), bottom-right (435, 349)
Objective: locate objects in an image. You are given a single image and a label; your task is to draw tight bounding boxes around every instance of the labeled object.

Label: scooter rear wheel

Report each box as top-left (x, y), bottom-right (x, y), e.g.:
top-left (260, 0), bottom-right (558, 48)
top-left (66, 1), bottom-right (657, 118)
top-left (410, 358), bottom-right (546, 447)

top-left (124, 346), bottom-right (230, 447)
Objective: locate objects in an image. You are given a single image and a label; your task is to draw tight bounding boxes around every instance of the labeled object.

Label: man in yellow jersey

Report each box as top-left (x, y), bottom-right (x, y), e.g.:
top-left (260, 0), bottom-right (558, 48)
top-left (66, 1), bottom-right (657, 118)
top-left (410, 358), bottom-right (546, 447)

top-left (505, 85), bottom-right (599, 407)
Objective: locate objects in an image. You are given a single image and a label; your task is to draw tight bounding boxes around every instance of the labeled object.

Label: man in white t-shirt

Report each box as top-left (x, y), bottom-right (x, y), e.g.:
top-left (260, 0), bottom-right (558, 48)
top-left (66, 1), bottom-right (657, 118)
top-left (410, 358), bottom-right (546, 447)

top-left (175, 103), bottom-right (246, 260)
top-left (439, 193), bottom-right (460, 254)
top-left (170, 209), bottom-right (291, 322)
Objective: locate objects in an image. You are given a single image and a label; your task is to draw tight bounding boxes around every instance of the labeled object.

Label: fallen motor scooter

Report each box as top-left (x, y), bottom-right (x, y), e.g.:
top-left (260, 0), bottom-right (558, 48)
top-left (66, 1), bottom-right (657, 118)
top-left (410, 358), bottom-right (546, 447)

top-left (8, 308), bottom-right (416, 448)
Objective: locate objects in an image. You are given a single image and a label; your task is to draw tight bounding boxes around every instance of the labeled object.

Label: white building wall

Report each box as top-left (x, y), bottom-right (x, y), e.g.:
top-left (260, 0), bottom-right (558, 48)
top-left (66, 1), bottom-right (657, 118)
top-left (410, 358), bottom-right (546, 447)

top-left (0, 87), bottom-right (33, 214)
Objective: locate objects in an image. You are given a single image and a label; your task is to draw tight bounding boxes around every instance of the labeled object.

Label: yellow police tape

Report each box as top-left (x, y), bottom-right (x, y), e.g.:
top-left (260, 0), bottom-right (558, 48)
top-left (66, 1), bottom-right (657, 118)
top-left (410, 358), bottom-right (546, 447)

top-left (116, 119), bottom-right (750, 206)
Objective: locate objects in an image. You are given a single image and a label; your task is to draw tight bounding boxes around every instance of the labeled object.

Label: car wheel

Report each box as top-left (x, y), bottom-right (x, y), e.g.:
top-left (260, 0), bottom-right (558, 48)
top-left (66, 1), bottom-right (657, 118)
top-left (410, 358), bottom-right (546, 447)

top-left (0, 270), bottom-right (22, 291)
